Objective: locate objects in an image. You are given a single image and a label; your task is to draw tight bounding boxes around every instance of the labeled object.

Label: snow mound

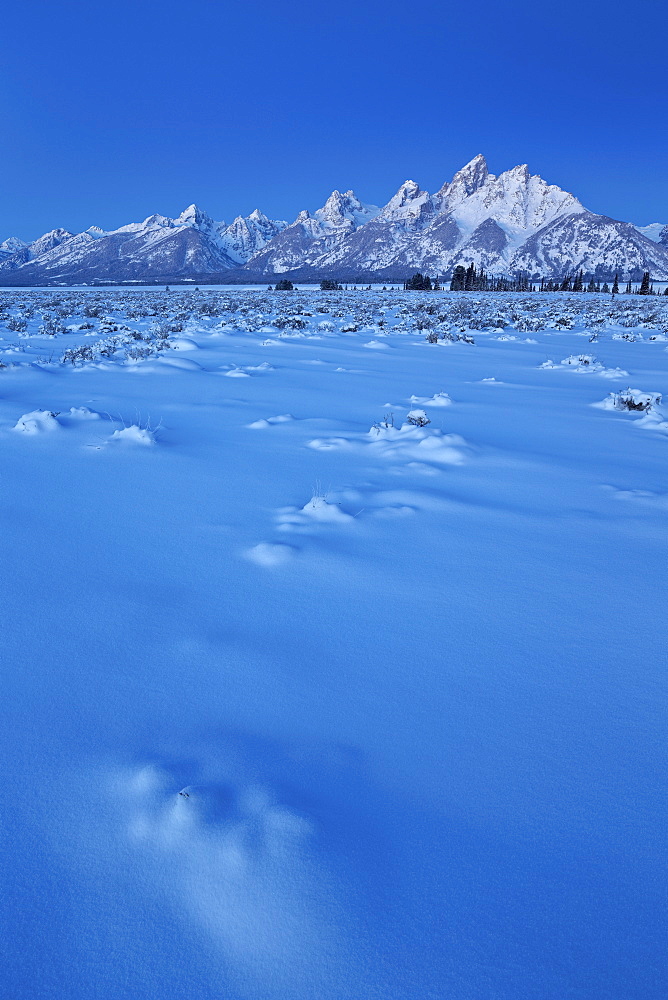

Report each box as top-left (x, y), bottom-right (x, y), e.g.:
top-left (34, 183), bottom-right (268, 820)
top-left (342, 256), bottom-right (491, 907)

top-left (66, 406), bottom-right (101, 420)
top-left (540, 355), bottom-right (629, 378)
top-left (112, 754), bottom-right (342, 995)
top-left (169, 337), bottom-right (199, 351)
top-left (157, 357), bottom-right (203, 370)
top-left (244, 542), bottom-right (296, 567)
top-left (247, 414), bottom-right (294, 429)
top-left (308, 422), bottom-right (468, 467)
top-left (274, 496), bottom-right (356, 534)
top-left (408, 391), bottom-right (452, 407)
top-left (607, 487), bottom-right (668, 509)
top-left (367, 423), bottom-right (467, 465)
top-left (593, 388), bottom-right (662, 413)
top-left (13, 409), bottom-right (60, 434)
top-left (110, 425), bottom-right (156, 445)
top-left (594, 388), bottom-right (667, 431)
top-left (307, 437), bottom-right (353, 451)
top-left (300, 496), bottom-right (353, 522)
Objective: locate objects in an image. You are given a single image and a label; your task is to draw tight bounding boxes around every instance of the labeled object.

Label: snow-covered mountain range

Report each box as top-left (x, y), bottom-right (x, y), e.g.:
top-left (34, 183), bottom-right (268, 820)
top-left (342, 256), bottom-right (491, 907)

top-left (2, 156), bottom-right (667, 283)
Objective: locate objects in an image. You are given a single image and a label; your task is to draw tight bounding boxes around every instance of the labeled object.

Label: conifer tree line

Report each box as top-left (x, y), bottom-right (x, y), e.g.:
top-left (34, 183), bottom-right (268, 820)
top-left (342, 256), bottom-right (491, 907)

top-left (403, 273), bottom-right (441, 290)
top-left (397, 264), bottom-right (668, 295)
top-left (274, 268), bottom-right (667, 294)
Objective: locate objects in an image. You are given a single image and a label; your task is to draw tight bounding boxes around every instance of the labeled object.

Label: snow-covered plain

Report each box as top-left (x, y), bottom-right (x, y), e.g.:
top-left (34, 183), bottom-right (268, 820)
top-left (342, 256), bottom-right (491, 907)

top-left (1, 287), bottom-right (667, 999)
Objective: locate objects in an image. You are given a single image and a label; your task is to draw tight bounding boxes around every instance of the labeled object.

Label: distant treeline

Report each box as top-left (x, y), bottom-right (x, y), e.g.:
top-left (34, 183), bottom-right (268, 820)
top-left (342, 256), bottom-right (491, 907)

top-left (399, 266), bottom-right (667, 295)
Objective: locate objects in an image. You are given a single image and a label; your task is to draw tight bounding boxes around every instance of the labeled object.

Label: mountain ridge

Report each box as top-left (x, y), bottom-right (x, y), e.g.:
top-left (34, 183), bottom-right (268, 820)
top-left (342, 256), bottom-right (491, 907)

top-left (2, 156), bottom-right (667, 284)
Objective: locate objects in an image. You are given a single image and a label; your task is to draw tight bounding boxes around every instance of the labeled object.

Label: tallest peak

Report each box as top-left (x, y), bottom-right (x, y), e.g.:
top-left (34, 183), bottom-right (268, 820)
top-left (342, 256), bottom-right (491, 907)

top-left (452, 154), bottom-right (489, 187)
top-left (437, 155), bottom-right (490, 201)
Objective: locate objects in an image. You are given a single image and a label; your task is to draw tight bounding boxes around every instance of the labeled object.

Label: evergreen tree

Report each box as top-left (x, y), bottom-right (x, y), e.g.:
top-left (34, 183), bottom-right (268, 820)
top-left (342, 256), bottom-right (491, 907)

top-left (639, 271), bottom-right (651, 295)
top-left (587, 277), bottom-right (596, 293)
top-left (450, 265), bottom-right (466, 291)
top-left (275, 279), bottom-right (294, 290)
top-left (405, 272), bottom-right (432, 291)
top-left (612, 273), bottom-right (619, 295)
top-left (625, 279), bottom-right (632, 294)
top-left (559, 274), bottom-right (571, 291)
top-left (602, 282), bottom-right (610, 293)
top-left (464, 263), bottom-right (476, 290)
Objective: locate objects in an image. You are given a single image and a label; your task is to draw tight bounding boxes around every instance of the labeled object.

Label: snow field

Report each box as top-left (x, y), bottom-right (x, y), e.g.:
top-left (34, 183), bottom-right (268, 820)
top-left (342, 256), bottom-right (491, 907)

top-left (1, 288), bottom-right (667, 1000)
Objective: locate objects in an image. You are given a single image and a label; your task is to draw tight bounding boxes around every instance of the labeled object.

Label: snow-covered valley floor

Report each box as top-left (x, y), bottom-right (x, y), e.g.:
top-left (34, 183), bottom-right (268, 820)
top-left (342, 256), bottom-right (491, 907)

top-left (1, 289), bottom-right (667, 999)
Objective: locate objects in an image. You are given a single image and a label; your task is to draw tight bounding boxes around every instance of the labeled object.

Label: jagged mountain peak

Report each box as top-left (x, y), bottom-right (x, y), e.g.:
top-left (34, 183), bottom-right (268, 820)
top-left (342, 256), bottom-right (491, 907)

top-left (315, 189), bottom-right (379, 232)
top-left (219, 209), bottom-right (288, 264)
top-left (375, 180), bottom-right (432, 228)
top-left (437, 154), bottom-right (490, 202)
top-left (30, 228), bottom-right (76, 254)
top-left (227, 209), bottom-right (284, 232)
top-left (438, 160), bottom-right (584, 239)
top-left (506, 163), bottom-right (530, 180)
top-left (0, 236), bottom-right (29, 254)
top-left (176, 204), bottom-right (215, 228)
top-left (143, 214), bottom-right (173, 228)
top-left (39, 227), bottom-right (73, 239)
top-left (112, 213), bottom-right (173, 235)
top-left (390, 179), bottom-right (425, 204)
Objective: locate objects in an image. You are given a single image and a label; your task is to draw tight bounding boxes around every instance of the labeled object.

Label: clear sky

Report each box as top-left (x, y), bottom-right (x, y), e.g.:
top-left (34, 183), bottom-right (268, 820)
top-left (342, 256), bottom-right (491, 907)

top-left (2, 0), bottom-right (667, 240)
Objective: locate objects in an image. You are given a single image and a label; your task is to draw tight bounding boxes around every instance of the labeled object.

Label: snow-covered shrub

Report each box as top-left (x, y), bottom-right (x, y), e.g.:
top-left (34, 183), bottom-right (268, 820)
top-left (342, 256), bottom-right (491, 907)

top-left (371, 413), bottom-right (395, 434)
top-left (125, 346), bottom-right (155, 361)
top-left (39, 315), bottom-right (66, 337)
top-left (406, 409), bottom-right (430, 427)
top-left (611, 389), bottom-right (661, 412)
top-left (564, 354), bottom-right (596, 366)
top-left (61, 344), bottom-right (96, 365)
top-left (274, 316), bottom-right (307, 330)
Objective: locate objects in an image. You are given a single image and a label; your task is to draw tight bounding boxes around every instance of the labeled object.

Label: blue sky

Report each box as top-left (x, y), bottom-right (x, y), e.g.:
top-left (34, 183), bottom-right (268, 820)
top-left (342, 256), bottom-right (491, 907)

top-left (2, 0), bottom-right (667, 240)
